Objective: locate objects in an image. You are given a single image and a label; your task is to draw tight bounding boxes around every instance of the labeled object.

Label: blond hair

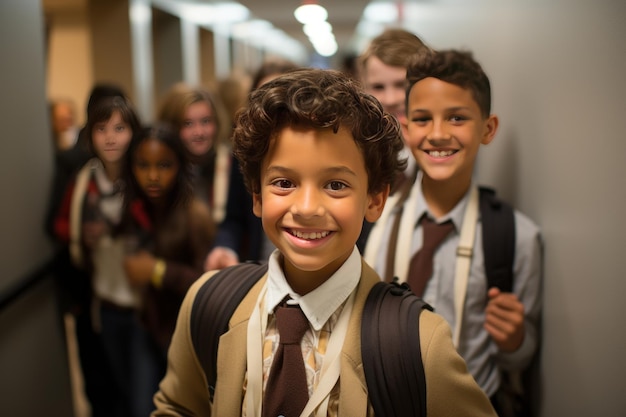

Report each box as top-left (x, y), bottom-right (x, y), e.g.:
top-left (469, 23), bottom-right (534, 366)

top-left (359, 28), bottom-right (430, 70)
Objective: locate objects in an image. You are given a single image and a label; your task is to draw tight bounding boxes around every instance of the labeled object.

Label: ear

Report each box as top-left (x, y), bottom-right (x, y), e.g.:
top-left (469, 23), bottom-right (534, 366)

top-left (252, 193), bottom-right (262, 218)
top-left (364, 184), bottom-right (390, 223)
top-left (481, 114), bottom-right (499, 145)
top-left (397, 113), bottom-right (409, 143)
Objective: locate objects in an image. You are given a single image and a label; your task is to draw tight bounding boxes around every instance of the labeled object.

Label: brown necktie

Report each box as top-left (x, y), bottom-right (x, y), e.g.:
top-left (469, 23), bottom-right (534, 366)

top-left (262, 303), bottom-right (309, 417)
top-left (407, 217), bottom-right (454, 297)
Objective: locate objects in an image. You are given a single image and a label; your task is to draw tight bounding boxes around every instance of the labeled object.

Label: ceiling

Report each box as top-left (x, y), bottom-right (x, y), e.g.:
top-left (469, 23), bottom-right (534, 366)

top-left (43, 0), bottom-right (388, 60)
top-left (236, 0), bottom-right (374, 56)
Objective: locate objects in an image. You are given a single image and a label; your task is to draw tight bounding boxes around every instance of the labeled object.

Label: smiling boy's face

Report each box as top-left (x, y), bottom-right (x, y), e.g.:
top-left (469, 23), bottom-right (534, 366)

top-left (252, 125), bottom-right (387, 294)
top-left (405, 77), bottom-right (498, 190)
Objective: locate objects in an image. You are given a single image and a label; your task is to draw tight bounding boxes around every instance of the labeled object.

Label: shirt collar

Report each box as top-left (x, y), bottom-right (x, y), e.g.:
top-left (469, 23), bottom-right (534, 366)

top-left (266, 247), bottom-right (361, 331)
top-left (414, 170), bottom-right (475, 231)
top-left (91, 158), bottom-right (120, 196)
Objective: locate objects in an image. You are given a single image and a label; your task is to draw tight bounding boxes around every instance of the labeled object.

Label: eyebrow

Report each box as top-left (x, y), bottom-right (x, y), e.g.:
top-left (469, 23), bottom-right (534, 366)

top-left (265, 165), bottom-right (358, 177)
top-left (410, 106), bottom-right (472, 114)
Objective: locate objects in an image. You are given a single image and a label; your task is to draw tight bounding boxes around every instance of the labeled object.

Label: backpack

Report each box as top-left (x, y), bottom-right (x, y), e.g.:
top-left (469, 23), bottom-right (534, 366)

top-left (479, 188), bottom-right (536, 417)
top-left (359, 184), bottom-right (532, 416)
top-left (480, 187), bottom-right (540, 417)
top-left (189, 187), bottom-right (532, 416)
top-left (190, 261), bottom-right (432, 417)
top-left (359, 185), bottom-right (515, 291)
top-left (478, 186), bottom-right (515, 293)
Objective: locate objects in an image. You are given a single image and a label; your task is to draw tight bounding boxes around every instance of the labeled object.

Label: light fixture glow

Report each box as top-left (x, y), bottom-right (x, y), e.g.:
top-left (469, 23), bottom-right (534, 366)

top-left (294, 4), bottom-right (328, 24)
top-left (363, 1), bottom-right (399, 23)
top-left (293, 1), bottom-right (337, 57)
top-left (302, 21), bottom-right (332, 37)
top-left (213, 2), bottom-right (250, 23)
top-left (178, 2), bottom-right (249, 25)
top-left (313, 38), bottom-right (338, 57)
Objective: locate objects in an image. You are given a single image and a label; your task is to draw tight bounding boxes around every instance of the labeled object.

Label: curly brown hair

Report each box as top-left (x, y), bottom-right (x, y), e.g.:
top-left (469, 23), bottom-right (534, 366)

top-left (406, 49), bottom-right (492, 118)
top-left (232, 68), bottom-right (406, 196)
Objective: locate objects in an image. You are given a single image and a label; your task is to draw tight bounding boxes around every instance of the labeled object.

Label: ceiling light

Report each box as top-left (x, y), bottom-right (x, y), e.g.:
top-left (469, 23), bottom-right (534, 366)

top-left (294, 2), bottom-right (328, 24)
top-left (212, 2), bottom-right (250, 23)
top-left (363, 1), bottom-right (399, 23)
top-left (303, 21), bottom-right (332, 38)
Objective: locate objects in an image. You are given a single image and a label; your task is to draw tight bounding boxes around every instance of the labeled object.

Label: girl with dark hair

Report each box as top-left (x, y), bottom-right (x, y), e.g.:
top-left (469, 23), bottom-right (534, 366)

top-left (54, 95), bottom-right (161, 417)
top-left (123, 123), bottom-right (215, 358)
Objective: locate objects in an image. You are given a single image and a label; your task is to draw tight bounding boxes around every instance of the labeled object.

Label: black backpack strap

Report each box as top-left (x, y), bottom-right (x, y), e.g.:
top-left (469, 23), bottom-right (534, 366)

top-left (480, 189), bottom-right (542, 416)
top-left (479, 187), bottom-right (516, 292)
top-left (190, 261), bottom-right (268, 400)
top-left (361, 281), bottom-right (433, 417)
top-left (356, 219), bottom-right (374, 253)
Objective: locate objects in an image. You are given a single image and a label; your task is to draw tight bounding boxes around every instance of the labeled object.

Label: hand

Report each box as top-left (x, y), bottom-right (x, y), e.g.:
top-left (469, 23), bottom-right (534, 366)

top-left (124, 250), bottom-right (156, 287)
top-left (82, 221), bottom-right (106, 248)
top-left (484, 287), bottom-right (525, 353)
top-left (204, 247), bottom-right (239, 271)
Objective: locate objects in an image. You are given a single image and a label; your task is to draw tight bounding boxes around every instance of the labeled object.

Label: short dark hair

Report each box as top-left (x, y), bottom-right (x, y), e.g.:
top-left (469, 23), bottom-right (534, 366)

top-left (86, 83), bottom-right (127, 115)
top-left (77, 83), bottom-right (128, 149)
top-left (406, 49), bottom-right (492, 118)
top-left (232, 68), bottom-right (406, 195)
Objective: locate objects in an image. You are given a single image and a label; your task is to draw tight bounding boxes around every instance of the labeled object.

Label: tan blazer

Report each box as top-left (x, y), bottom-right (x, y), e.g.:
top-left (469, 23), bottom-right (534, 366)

top-left (152, 260), bottom-right (497, 416)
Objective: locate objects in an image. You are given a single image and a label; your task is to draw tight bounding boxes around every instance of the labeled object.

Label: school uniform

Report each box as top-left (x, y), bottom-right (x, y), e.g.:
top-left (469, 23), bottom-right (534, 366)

top-left (127, 197), bottom-right (215, 353)
top-left (152, 248), bottom-right (496, 416)
top-left (55, 158), bottom-right (161, 417)
top-left (365, 171), bottom-right (543, 397)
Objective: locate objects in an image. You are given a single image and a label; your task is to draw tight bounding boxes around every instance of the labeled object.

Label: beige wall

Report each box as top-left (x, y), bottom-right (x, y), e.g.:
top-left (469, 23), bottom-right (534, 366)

top-left (44, 0), bottom-right (221, 124)
top-left (46, 7), bottom-right (92, 125)
top-left (89, 0), bottom-right (135, 103)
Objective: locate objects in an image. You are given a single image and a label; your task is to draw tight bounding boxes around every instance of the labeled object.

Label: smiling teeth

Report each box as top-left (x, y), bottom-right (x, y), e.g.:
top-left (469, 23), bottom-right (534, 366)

top-left (429, 150), bottom-right (454, 157)
top-left (293, 230), bottom-right (330, 240)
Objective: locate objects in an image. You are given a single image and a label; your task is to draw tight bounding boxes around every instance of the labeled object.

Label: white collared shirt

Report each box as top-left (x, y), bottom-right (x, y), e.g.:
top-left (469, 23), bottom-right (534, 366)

top-left (371, 171), bottom-right (543, 396)
top-left (265, 246), bottom-right (361, 331)
top-left (242, 247), bottom-right (362, 416)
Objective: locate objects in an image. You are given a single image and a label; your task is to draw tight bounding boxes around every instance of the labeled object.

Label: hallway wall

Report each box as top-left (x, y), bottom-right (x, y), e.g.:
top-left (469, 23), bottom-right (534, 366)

top-left (402, 1), bottom-right (626, 415)
top-left (0, 0), bottom-right (73, 415)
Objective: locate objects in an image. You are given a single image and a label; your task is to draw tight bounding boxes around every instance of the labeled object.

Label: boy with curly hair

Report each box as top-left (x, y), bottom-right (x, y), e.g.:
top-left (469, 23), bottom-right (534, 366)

top-left (152, 68), bottom-right (496, 416)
